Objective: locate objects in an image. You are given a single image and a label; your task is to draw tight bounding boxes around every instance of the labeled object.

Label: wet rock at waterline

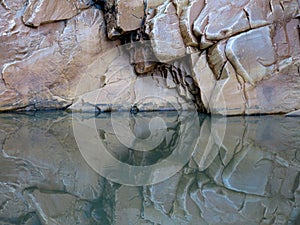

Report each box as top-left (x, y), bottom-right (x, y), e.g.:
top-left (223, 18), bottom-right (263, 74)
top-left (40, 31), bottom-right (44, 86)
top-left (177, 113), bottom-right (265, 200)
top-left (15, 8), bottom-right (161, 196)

top-left (0, 112), bottom-right (299, 224)
top-left (0, 0), bottom-right (299, 114)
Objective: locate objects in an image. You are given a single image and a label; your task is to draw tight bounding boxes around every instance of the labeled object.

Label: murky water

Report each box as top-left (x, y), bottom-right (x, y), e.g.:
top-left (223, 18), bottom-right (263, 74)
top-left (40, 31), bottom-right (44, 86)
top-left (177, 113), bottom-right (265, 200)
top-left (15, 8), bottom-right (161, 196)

top-left (0, 111), bottom-right (299, 225)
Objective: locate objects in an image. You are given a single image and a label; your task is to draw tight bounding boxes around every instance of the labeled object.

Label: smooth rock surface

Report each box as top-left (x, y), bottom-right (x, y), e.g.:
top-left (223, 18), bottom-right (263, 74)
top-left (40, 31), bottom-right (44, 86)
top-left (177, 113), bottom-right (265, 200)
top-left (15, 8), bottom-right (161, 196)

top-left (226, 26), bottom-right (276, 85)
top-left (22, 0), bottom-right (90, 27)
top-left (148, 3), bottom-right (186, 63)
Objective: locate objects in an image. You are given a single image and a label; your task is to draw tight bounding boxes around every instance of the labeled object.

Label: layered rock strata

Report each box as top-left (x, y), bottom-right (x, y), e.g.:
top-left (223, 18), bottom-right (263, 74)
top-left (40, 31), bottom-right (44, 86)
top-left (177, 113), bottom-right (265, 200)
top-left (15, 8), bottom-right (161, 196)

top-left (0, 0), bottom-right (299, 114)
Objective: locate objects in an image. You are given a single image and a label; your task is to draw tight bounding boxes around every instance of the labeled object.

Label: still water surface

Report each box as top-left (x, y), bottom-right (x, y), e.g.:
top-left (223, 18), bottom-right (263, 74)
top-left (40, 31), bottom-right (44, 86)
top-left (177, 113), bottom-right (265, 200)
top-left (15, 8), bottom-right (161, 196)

top-left (0, 111), bottom-right (299, 225)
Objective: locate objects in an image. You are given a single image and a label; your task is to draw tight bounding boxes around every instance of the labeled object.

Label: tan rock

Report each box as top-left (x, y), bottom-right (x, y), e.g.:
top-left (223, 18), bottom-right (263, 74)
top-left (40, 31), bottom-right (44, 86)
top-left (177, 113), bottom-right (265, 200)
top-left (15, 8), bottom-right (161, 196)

top-left (74, 0), bottom-right (92, 10)
top-left (191, 50), bottom-right (247, 115)
top-left (192, 15), bottom-right (299, 115)
top-left (190, 52), bottom-right (216, 111)
top-left (22, 0), bottom-right (79, 27)
top-left (244, 0), bottom-right (272, 28)
top-left (0, 8), bottom-right (116, 111)
top-left (207, 40), bottom-right (228, 80)
top-left (246, 59), bottom-right (300, 114)
top-left (0, 8), bottom-right (64, 65)
top-left (274, 19), bottom-right (300, 60)
top-left (117, 0), bottom-right (144, 31)
top-left (105, 0), bottom-right (144, 39)
top-left (146, 0), bottom-right (165, 9)
top-left (148, 3), bottom-right (186, 63)
top-left (277, 0), bottom-right (299, 20)
top-left (0, 0), bottom-right (300, 115)
top-left (193, 1), bottom-right (250, 42)
top-left (70, 50), bottom-right (196, 112)
top-left (226, 26), bottom-right (276, 85)
top-left (209, 62), bottom-right (246, 115)
top-left (0, 0), bottom-right (27, 11)
top-left (205, 7), bottom-right (250, 41)
top-left (179, 0), bottom-right (205, 47)
top-left (129, 41), bottom-right (157, 74)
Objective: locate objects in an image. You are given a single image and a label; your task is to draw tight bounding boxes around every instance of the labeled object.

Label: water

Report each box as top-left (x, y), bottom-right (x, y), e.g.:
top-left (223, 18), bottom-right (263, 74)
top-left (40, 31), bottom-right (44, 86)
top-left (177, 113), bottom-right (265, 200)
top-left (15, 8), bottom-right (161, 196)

top-left (0, 111), bottom-right (299, 225)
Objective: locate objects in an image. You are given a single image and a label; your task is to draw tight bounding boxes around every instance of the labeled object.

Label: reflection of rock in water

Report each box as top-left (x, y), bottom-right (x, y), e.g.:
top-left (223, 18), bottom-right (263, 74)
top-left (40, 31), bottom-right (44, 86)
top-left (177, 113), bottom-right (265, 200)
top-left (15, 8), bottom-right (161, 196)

top-left (98, 112), bottom-right (182, 166)
top-left (143, 116), bottom-right (300, 225)
top-left (0, 112), bottom-right (299, 224)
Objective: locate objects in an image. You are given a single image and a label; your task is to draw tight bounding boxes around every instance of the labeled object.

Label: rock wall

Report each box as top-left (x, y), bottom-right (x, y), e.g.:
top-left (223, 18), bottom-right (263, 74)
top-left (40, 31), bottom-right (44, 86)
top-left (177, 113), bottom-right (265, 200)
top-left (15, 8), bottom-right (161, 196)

top-left (0, 0), bottom-right (299, 115)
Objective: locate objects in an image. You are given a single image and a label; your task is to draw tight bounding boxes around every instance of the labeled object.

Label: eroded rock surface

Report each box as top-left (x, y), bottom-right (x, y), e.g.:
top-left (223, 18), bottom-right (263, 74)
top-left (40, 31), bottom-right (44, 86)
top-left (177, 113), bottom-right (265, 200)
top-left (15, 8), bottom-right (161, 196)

top-left (0, 0), bottom-right (299, 114)
top-left (22, 0), bottom-right (91, 27)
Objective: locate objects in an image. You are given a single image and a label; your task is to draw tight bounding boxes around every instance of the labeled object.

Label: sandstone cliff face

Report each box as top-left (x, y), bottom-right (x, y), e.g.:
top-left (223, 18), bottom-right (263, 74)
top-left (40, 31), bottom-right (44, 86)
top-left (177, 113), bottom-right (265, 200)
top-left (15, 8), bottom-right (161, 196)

top-left (0, 0), bottom-right (299, 114)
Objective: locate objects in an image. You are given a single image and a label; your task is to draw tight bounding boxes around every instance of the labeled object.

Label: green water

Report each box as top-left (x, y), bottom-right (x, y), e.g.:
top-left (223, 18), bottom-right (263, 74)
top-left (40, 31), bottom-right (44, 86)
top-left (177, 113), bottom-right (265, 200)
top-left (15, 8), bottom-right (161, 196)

top-left (0, 111), bottom-right (299, 224)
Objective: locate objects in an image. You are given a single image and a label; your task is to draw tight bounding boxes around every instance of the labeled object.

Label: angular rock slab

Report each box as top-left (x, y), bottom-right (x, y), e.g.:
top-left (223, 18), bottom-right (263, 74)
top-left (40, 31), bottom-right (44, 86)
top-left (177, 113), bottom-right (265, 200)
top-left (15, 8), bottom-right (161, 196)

top-left (148, 3), bottom-right (186, 63)
top-left (22, 0), bottom-right (91, 27)
top-left (105, 0), bottom-right (144, 39)
top-left (193, 1), bottom-right (250, 42)
top-left (179, 0), bottom-right (205, 47)
top-left (226, 26), bottom-right (276, 85)
top-left (116, 0), bottom-right (144, 32)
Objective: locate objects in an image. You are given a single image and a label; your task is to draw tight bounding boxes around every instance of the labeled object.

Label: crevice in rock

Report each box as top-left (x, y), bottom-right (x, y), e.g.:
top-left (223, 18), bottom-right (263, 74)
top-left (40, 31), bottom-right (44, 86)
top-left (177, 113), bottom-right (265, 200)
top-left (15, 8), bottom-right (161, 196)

top-left (152, 62), bottom-right (206, 112)
top-left (236, 73), bottom-right (248, 112)
top-left (279, 1), bottom-right (285, 12)
top-left (0, 0), bottom-right (9, 10)
top-left (268, 0), bottom-right (273, 15)
top-left (0, 71), bottom-right (8, 89)
top-left (207, 40), bottom-right (228, 81)
top-left (203, 23), bottom-right (272, 46)
top-left (243, 8), bottom-right (251, 28)
top-left (218, 61), bottom-right (228, 80)
top-left (92, 0), bottom-right (104, 10)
